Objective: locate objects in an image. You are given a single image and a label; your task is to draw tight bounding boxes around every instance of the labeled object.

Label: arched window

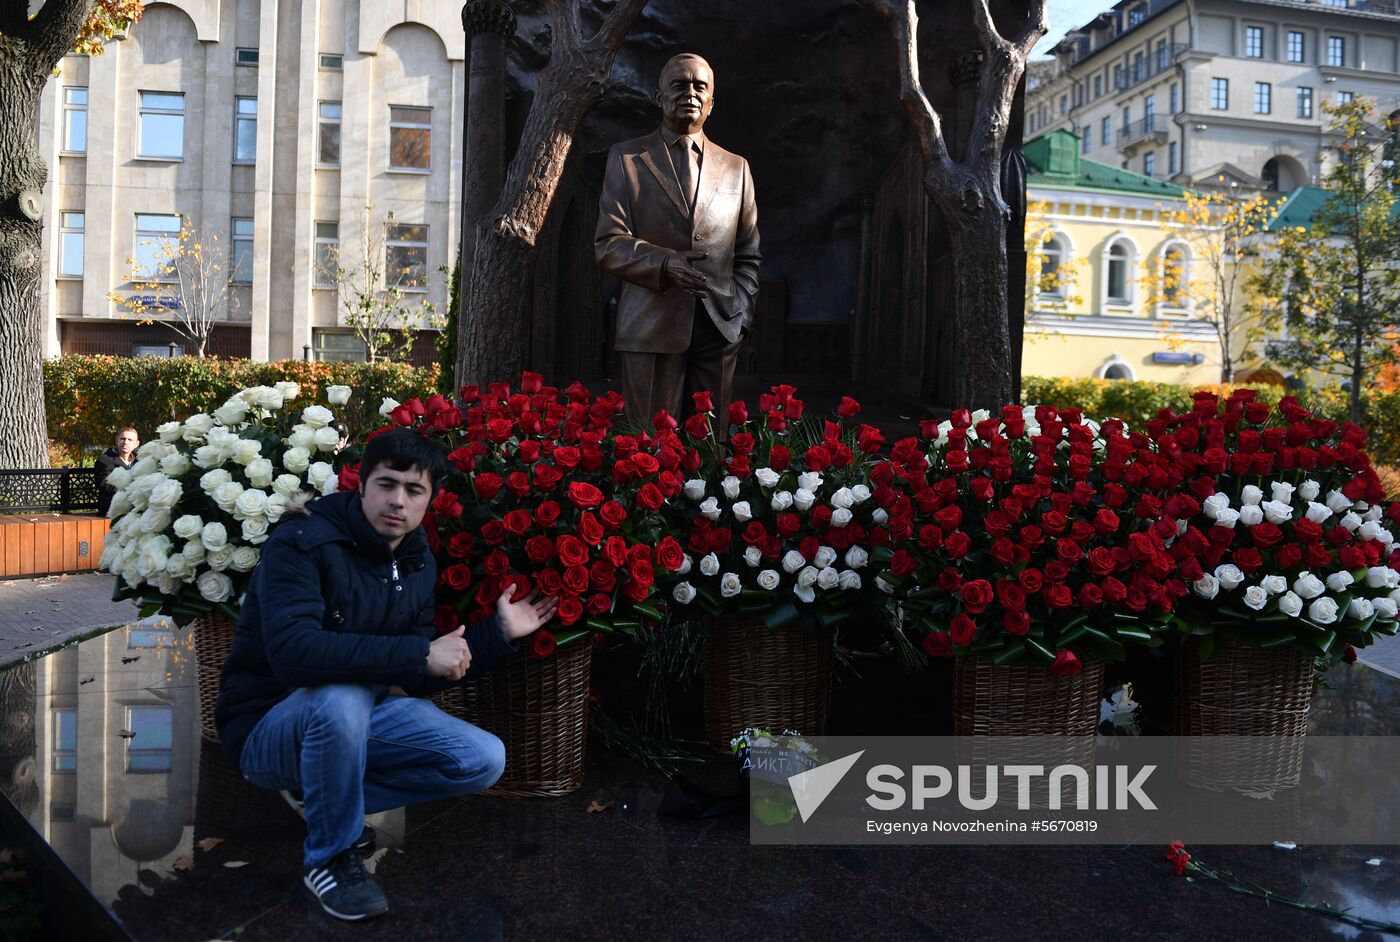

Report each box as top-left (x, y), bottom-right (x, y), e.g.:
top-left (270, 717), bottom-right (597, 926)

top-left (1040, 236), bottom-right (1064, 297)
top-left (1097, 356), bottom-right (1135, 380)
top-left (1162, 243), bottom-right (1188, 308)
top-left (1105, 239), bottom-right (1134, 305)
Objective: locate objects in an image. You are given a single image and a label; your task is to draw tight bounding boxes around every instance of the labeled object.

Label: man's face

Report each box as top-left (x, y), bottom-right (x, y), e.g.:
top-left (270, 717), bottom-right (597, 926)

top-left (658, 57), bottom-right (714, 135)
top-left (115, 430), bottom-right (139, 458)
top-left (359, 465), bottom-right (434, 548)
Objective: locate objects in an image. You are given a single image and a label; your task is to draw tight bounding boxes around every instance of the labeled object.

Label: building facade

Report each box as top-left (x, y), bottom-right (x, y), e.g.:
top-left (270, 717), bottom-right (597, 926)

top-left (37, 0), bottom-right (466, 363)
top-left (1021, 130), bottom-right (1223, 384)
top-left (1027, 0), bottom-right (1400, 190)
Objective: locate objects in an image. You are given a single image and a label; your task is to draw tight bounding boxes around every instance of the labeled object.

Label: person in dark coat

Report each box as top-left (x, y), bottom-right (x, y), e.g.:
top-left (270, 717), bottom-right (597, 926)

top-left (94, 426), bottom-right (139, 515)
top-left (215, 428), bottom-right (556, 921)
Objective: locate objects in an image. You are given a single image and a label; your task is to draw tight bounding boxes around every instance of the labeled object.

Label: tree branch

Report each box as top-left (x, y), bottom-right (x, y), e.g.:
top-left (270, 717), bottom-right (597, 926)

top-left (857, 0), bottom-right (950, 171)
top-left (541, 0), bottom-right (582, 61)
top-left (584, 0), bottom-right (650, 58)
top-left (21, 0), bottom-right (94, 69)
top-left (966, 0), bottom-right (1045, 179)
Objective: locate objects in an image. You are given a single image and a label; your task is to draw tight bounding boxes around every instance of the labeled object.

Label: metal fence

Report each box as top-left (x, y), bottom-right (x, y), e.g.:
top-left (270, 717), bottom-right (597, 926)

top-left (0, 468), bottom-right (101, 514)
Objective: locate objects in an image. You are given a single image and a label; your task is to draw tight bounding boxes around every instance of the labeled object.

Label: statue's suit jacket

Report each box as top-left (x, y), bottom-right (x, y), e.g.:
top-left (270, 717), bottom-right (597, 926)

top-left (595, 130), bottom-right (761, 353)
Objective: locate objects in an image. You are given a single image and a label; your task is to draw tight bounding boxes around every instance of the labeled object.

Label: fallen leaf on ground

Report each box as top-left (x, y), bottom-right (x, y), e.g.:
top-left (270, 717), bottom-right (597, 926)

top-left (362, 848), bottom-right (389, 875)
top-left (173, 856), bottom-right (194, 872)
top-left (197, 837), bottom-right (223, 852)
top-left (222, 861), bottom-right (248, 869)
top-left (586, 800), bottom-right (615, 814)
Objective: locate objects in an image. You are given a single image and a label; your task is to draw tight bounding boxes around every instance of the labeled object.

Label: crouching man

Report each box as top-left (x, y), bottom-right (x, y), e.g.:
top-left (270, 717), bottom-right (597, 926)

top-left (214, 428), bottom-right (556, 921)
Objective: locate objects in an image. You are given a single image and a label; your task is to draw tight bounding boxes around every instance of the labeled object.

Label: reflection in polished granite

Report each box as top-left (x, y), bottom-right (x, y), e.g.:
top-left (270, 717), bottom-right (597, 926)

top-left (1, 627), bottom-right (1400, 941)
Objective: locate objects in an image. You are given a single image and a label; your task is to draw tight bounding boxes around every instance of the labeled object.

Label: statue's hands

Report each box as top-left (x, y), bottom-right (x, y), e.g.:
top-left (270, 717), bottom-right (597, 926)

top-left (664, 252), bottom-right (709, 296)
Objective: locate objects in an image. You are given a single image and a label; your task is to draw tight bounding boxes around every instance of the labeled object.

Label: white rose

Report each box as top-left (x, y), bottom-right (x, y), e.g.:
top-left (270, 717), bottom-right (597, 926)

top-left (732, 501), bottom-right (753, 523)
top-left (838, 570), bottom-right (862, 591)
top-left (275, 381), bottom-right (300, 402)
top-left (816, 567), bottom-right (840, 591)
top-left (793, 489), bottom-right (816, 512)
top-left (771, 491), bottom-right (794, 512)
top-left (831, 487), bottom-right (855, 510)
top-left (850, 485), bottom-right (872, 505)
top-left (699, 553), bottom-right (721, 577)
top-left (1367, 566), bottom-right (1400, 589)
top-left (1278, 591), bottom-right (1304, 617)
top-left (1211, 564), bottom-right (1244, 591)
top-left (136, 542), bottom-right (170, 578)
top-left (1358, 521), bottom-right (1386, 542)
top-left (288, 426), bottom-right (317, 451)
top-left (108, 492), bottom-right (133, 519)
top-left (813, 546), bottom-right (837, 569)
top-left (1193, 574), bottom-right (1220, 600)
top-left (129, 457), bottom-right (158, 478)
top-left (872, 508), bottom-right (890, 527)
top-left (1340, 511), bottom-right (1363, 533)
top-left (876, 576), bottom-right (895, 595)
top-left (744, 546), bottom-right (763, 568)
top-left (754, 468), bottom-right (781, 488)
top-left (1308, 597), bottom-right (1340, 625)
top-left (1293, 572), bottom-right (1326, 599)
top-left (240, 517), bottom-right (270, 544)
top-left (272, 473), bottom-right (302, 497)
top-left (797, 471), bottom-right (823, 492)
top-left (1214, 508), bottom-right (1241, 529)
top-left (672, 581), bottom-right (697, 604)
top-left (782, 550), bottom-right (807, 574)
top-left (379, 397), bottom-right (400, 417)
top-left (797, 566), bottom-right (820, 588)
top-left (1297, 480), bottom-right (1320, 501)
top-left (1237, 504), bottom-right (1264, 527)
top-left (1261, 500), bottom-right (1293, 525)
top-left (1305, 502), bottom-right (1332, 524)
top-left (1202, 493), bottom-right (1230, 520)
top-left (214, 399), bottom-right (249, 426)
top-left (1365, 504), bottom-right (1384, 521)
top-left (232, 439), bottom-right (262, 466)
top-left (1270, 481), bottom-right (1296, 505)
top-left (698, 497), bottom-right (721, 521)
top-left (242, 458), bottom-right (273, 490)
top-left (300, 404), bottom-right (333, 430)
top-left (721, 475), bottom-right (741, 500)
top-left (319, 473), bottom-right (338, 497)
top-left (213, 481), bottom-right (244, 513)
top-left (145, 478), bottom-right (180, 511)
top-left (207, 546), bottom-right (235, 571)
top-left (106, 467), bottom-right (132, 491)
top-left (196, 570), bottom-right (234, 603)
top-left (157, 421), bottom-right (182, 443)
top-left (312, 427), bottom-right (340, 452)
top-left (183, 413), bottom-right (215, 440)
top-left (265, 493), bottom-right (288, 523)
top-left (163, 553), bottom-right (192, 581)
top-left (192, 445), bottom-right (222, 469)
top-left (683, 479), bottom-right (707, 501)
top-left (230, 546), bottom-right (261, 573)
top-left (200, 521), bottom-right (229, 551)
top-left (1374, 597), bottom-right (1399, 620)
top-left (307, 462), bottom-right (334, 490)
top-left (234, 488), bottom-right (268, 518)
top-left (831, 508), bottom-right (853, 528)
top-left (1240, 485), bottom-right (1263, 505)
top-left (172, 514), bottom-right (204, 539)
top-left (677, 554), bottom-right (693, 576)
top-left (326, 385), bottom-right (352, 405)
top-left (719, 572), bottom-right (742, 598)
top-left (182, 540), bottom-right (206, 564)
top-left (845, 546), bottom-right (869, 569)
top-left (1261, 575), bottom-right (1289, 595)
top-left (756, 569), bottom-right (781, 591)
top-left (200, 469), bottom-right (232, 493)
top-left (1325, 571), bottom-right (1355, 593)
top-left (159, 452), bottom-right (191, 478)
top-left (793, 582), bottom-right (816, 604)
top-left (1348, 597), bottom-right (1375, 621)
top-left (282, 447), bottom-right (311, 474)
top-left (1326, 490), bottom-right (1354, 514)
top-left (1243, 585), bottom-right (1269, 611)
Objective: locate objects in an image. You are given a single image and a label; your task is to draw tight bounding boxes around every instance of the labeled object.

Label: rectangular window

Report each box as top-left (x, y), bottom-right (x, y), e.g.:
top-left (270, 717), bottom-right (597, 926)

top-left (318, 101), bottom-right (341, 166)
top-left (1144, 152), bottom-right (1156, 177)
top-left (1169, 141), bottom-right (1179, 174)
top-left (1030, 113), bottom-right (1038, 133)
top-left (1102, 116), bottom-right (1112, 146)
top-left (1094, 75), bottom-right (1103, 98)
top-left (133, 213), bottom-right (181, 279)
top-left (1287, 31), bottom-right (1305, 62)
top-left (1059, 94), bottom-right (1067, 114)
top-left (318, 53), bottom-right (343, 70)
top-left (235, 47), bottom-right (259, 66)
top-left (1128, 7), bottom-right (1145, 27)
top-left (314, 329), bottom-right (368, 363)
top-left (1083, 131), bottom-right (1091, 154)
top-left (1245, 26), bottom-right (1263, 58)
top-left (1337, 90), bottom-right (1354, 105)
top-left (1156, 39), bottom-right (1167, 70)
top-left (1145, 94), bottom-right (1156, 122)
top-left (62, 87), bottom-right (87, 153)
top-left (125, 705), bottom-right (173, 773)
top-left (138, 91), bottom-right (184, 159)
top-left (1328, 36), bottom-right (1345, 67)
top-left (1254, 82), bottom-right (1271, 114)
top-left (385, 223), bottom-right (428, 289)
top-left (233, 97), bottom-right (257, 164)
top-left (1122, 105), bottom-right (1131, 130)
top-left (1297, 87), bottom-right (1314, 119)
top-left (231, 217), bottom-right (253, 284)
top-left (388, 105), bottom-right (431, 171)
top-left (52, 708), bottom-right (76, 773)
top-left (314, 221), bottom-right (339, 288)
top-left (1169, 83), bottom-right (1179, 114)
top-left (59, 212), bottom-right (84, 278)
top-left (1211, 78), bottom-right (1229, 110)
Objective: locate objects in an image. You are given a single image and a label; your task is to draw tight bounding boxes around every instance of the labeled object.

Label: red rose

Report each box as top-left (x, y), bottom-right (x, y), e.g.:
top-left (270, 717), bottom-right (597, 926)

top-left (589, 560), bottom-right (617, 592)
top-left (500, 573), bottom-right (532, 604)
top-left (1101, 577), bottom-right (1127, 602)
top-left (537, 568), bottom-right (562, 595)
top-left (441, 564), bottom-right (473, 592)
top-left (656, 536), bottom-right (684, 572)
top-left (1093, 509), bottom-right (1121, 534)
top-left (934, 505), bottom-right (963, 531)
top-left (969, 476), bottom-right (995, 502)
top-left (628, 558), bottom-right (655, 588)
top-left (944, 531), bottom-right (972, 558)
top-left (837, 396), bottom-right (861, 419)
top-left (684, 413), bottom-right (712, 438)
top-left (1339, 544), bottom-right (1366, 569)
top-left (1044, 583), bottom-right (1074, 609)
top-left (1019, 568), bottom-right (1044, 594)
top-left (890, 549), bottom-right (916, 577)
top-left (997, 581), bottom-right (1027, 611)
top-left (1003, 610), bottom-right (1031, 635)
top-left (1250, 523), bottom-right (1283, 549)
top-left (433, 491), bottom-right (463, 520)
top-left (692, 390), bottom-right (714, 413)
top-left (557, 535), bottom-right (590, 567)
top-left (959, 579), bottom-right (994, 614)
top-left (949, 614), bottom-right (976, 646)
top-left (1087, 547), bottom-right (1117, 576)
top-left (484, 551), bottom-right (511, 577)
top-left (337, 463), bottom-right (361, 492)
top-left (990, 538), bottom-right (1017, 566)
top-left (922, 631), bottom-right (952, 658)
top-left (574, 512), bottom-right (603, 547)
top-left (563, 565), bottom-right (590, 595)
top-left (532, 630), bottom-right (557, 658)
top-left (769, 445), bottom-right (791, 471)
top-left (503, 509), bottom-right (533, 535)
top-left (506, 471), bottom-right (531, 497)
top-left (587, 592), bottom-right (612, 615)
top-left (1077, 583), bottom-right (1104, 608)
top-left (1232, 547), bottom-right (1263, 573)
top-left (1050, 650), bottom-right (1082, 677)
top-left (637, 483), bottom-right (665, 512)
top-left (566, 481), bottom-right (604, 509)
top-left (485, 418), bottom-right (514, 443)
top-left (936, 567), bottom-right (962, 592)
top-left (776, 513), bottom-right (801, 537)
top-left (525, 535), bottom-right (555, 564)
top-left (730, 432), bottom-right (756, 456)
top-left (532, 464), bottom-right (564, 492)
top-left (480, 520), bottom-right (506, 545)
top-left (448, 531), bottom-right (475, 559)
top-left (557, 596), bottom-right (584, 625)
top-left (1056, 539), bottom-right (1083, 565)
top-left (728, 401), bottom-right (748, 426)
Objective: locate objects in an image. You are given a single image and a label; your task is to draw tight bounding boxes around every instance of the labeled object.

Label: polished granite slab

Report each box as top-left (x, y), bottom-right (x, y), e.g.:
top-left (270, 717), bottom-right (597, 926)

top-left (2, 624), bottom-right (1399, 941)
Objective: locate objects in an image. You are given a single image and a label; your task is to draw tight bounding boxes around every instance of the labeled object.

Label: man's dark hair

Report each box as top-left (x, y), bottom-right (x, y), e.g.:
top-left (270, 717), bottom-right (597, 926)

top-left (358, 428), bottom-right (447, 496)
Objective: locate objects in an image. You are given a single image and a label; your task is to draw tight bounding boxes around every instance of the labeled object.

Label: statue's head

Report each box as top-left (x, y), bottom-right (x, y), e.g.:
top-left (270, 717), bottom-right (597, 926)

top-left (656, 53), bottom-right (714, 135)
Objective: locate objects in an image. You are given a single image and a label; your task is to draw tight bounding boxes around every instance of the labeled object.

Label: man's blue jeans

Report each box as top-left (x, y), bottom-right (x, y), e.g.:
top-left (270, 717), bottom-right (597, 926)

top-left (238, 685), bottom-right (505, 868)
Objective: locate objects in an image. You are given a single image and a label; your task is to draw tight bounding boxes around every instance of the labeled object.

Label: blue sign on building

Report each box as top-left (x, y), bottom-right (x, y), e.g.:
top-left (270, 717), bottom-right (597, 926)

top-left (130, 294), bottom-right (183, 310)
top-left (1152, 351), bottom-right (1204, 365)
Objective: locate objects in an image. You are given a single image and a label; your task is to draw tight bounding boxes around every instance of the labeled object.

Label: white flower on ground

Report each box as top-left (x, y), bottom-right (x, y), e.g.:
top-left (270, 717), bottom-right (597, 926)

top-left (326, 385), bottom-right (352, 405)
top-left (192, 445), bottom-right (222, 469)
top-left (182, 540), bottom-right (206, 563)
top-left (816, 567), bottom-right (840, 591)
top-left (1261, 575), bottom-right (1289, 595)
top-left (235, 488), bottom-right (269, 519)
top-left (771, 491), bottom-right (794, 512)
top-left (197, 570), bottom-right (234, 602)
top-left (173, 515), bottom-right (204, 540)
top-left (213, 481), bottom-right (244, 513)
top-left (1278, 592), bottom-right (1304, 617)
top-left (754, 468), bottom-right (781, 488)
top-left (699, 553), bottom-right (721, 577)
top-left (1325, 571), bottom-right (1354, 593)
top-left (797, 471), bottom-right (823, 492)
top-left (845, 546), bottom-right (869, 569)
top-left (1214, 565), bottom-right (1245, 591)
top-left (1202, 494), bottom-right (1230, 520)
top-left (721, 475), bottom-right (741, 500)
top-left (379, 397), bottom-right (400, 417)
top-left (732, 501), bottom-right (753, 523)
top-left (719, 573), bottom-right (742, 598)
top-left (1261, 500), bottom-right (1293, 525)
top-left (782, 550), bottom-right (807, 574)
top-left (672, 581), bottom-right (696, 604)
top-left (698, 497), bottom-right (721, 521)
top-left (1308, 597), bottom-right (1340, 625)
top-left (744, 546), bottom-right (763, 568)
top-left (301, 405), bottom-right (334, 429)
top-left (1237, 504), bottom-right (1264, 527)
top-left (838, 570), bottom-right (862, 591)
top-left (1240, 485), bottom-right (1264, 505)
top-left (232, 439), bottom-right (262, 466)
top-left (1193, 575), bottom-right (1220, 600)
top-left (793, 489), bottom-right (816, 512)
top-left (1348, 598), bottom-right (1375, 621)
top-left (1305, 502), bottom-right (1332, 524)
top-left (163, 553), bottom-right (192, 581)
top-left (200, 522), bottom-right (229, 551)
top-left (831, 508), bottom-right (853, 528)
top-left (1243, 586), bottom-right (1269, 611)
top-left (756, 569), bottom-right (781, 591)
top-left (1297, 479), bottom-right (1321, 502)
top-left (200, 469), bottom-right (232, 493)
top-left (1293, 572), bottom-right (1326, 599)
top-left (813, 546), bottom-right (837, 569)
top-left (683, 479), bottom-right (707, 501)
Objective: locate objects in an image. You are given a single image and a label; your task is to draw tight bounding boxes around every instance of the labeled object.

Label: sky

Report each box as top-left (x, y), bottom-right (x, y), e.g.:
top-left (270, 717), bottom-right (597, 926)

top-left (1032, 0), bottom-right (1115, 58)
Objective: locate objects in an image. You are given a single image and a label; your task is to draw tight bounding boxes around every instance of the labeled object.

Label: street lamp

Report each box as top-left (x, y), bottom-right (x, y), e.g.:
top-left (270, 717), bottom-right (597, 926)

top-left (167, 341), bottom-right (179, 358)
top-left (303, 344), bottom-right (312, 361)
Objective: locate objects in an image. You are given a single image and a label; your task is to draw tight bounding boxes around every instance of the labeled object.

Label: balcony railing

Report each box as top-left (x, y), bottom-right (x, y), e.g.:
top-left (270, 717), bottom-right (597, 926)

top-left (1113, 43), bottom-right (1190, 92)
top-left (1117, 114), bottom-right (1169, 147)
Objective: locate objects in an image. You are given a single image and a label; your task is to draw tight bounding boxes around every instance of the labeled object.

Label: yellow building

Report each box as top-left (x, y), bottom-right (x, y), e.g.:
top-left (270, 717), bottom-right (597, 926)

top-left (1022, 129), bottom-right (1221, 384)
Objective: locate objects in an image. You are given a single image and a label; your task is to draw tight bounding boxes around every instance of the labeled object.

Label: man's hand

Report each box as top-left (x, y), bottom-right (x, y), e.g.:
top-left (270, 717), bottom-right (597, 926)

top-left (497, 588), bottom-right (560, 641)
top-left (426, 626), bottom-right (472, 680)
top-left (664, 251), bottom-right (709, 296)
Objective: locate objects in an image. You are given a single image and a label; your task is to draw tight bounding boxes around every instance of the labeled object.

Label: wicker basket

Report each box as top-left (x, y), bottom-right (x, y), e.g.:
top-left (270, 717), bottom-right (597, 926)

top-left (193, 612), bottom-right (238, 742)
top-left (952, 656), bottom-right (1105, 737)
top-left (702, 613), bottom-right (833, 752)
top-left (433, 638), bottom-right (593, 798)
top-left (1173, 636), bottom-right (1315, 793)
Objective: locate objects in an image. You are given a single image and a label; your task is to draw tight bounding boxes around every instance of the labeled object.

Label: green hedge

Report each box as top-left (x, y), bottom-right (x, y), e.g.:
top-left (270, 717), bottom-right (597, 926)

top-left (46, 356), bottom-right (439, 460)
top-left (1022, 376), bottom-right (1400, 466)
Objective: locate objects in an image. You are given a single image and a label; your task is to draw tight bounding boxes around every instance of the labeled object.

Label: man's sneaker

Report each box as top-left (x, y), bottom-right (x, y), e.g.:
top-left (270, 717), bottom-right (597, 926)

top-left (303, 847), bottom-right (388, 921)
top-left (280, 789), bottom-right (376, 854)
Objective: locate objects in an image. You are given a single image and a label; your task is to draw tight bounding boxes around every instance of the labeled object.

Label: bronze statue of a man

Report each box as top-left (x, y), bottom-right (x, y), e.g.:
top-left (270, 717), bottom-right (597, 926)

top-left (595, 53), bottom-right (761, 433)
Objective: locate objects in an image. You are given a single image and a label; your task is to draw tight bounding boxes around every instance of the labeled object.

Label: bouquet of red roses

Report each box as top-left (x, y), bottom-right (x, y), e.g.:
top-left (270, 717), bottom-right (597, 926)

top-left (877, 405), bottom-right (1189, 675)
top-left (357, 373), bottom-right (687, 657)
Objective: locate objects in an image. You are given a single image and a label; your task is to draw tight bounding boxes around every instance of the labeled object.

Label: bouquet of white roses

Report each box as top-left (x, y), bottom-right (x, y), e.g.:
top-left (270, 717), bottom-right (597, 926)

top-left (103, 382), bottom-right (352, 623)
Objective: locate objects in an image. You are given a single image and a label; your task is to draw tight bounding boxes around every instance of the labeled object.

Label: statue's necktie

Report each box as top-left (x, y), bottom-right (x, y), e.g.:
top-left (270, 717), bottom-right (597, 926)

top-left (674, 136), bottom-right (699, 212)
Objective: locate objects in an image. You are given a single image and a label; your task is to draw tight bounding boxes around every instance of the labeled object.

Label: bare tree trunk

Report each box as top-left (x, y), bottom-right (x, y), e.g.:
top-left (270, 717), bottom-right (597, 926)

top-left (945, 209), bottom-right (1013, 408)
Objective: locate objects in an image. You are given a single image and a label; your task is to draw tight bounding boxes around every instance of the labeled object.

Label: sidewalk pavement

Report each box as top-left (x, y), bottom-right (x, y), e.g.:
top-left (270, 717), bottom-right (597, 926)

top-left (0, 572), bottom-right (139, 669)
